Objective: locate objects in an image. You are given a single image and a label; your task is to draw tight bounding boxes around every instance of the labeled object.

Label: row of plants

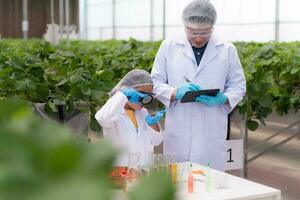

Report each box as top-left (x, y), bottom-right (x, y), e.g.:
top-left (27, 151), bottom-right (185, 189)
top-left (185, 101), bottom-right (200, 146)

top-left (0, 39), bottom-right (299, 131)
top-left (236, 41), bottom-right (300, 130)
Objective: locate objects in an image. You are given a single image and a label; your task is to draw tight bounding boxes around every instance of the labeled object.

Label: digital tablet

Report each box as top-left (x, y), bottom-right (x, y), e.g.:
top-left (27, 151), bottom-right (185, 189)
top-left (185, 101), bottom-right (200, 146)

top-left (181, 89), bottom-right (220, 103)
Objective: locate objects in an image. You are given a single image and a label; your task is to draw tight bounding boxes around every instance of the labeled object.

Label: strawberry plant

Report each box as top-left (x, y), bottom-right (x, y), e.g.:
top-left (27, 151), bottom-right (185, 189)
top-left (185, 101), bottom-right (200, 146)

top-left (0, 39), bottom-right (299, 131)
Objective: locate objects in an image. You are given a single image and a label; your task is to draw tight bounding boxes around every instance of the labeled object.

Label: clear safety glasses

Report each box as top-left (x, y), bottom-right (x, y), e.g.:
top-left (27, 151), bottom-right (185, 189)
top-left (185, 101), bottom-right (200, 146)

top-left (185, 26), bottom-right (214, 38)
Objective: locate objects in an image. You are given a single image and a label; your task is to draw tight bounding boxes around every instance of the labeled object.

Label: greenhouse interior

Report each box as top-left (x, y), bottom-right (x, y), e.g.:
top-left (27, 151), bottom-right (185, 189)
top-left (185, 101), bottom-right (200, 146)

top-left (0, 0), bottom-right (299, 200)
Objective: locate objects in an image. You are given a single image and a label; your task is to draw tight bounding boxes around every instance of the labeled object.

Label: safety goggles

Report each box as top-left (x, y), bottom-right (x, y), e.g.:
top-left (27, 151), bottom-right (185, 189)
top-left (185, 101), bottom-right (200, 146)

top-left (138, 92), bottom-right (154, 105)
top-left (185, 27), bottom-right (213, 38)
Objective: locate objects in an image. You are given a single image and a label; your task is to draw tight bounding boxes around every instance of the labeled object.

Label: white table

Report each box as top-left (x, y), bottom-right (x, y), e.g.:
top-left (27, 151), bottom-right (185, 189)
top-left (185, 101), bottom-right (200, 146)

top-left (176, 162), bottom-right (281, 200)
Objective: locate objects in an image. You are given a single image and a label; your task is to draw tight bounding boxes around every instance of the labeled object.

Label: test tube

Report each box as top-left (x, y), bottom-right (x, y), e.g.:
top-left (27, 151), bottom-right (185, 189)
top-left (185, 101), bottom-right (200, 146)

top-left (205, 163), bottom-right (212, 192)
top-left (149, 153), bottom-right (157, 173)
top-left (167, 155), bottom-right (173, 175)
top-left (157, 154), bottom-right (163, 170)
top-left (171, 154), bottom-right (177, 183)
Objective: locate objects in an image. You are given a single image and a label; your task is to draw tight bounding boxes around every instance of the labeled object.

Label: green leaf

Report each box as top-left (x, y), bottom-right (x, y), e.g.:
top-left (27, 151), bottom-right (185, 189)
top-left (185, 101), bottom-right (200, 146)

top-left (91, 90), bottom-right (106, 100)
top-left (37, 84), bottom-right (49, 100)
top-left (81, 87), bottom-right (91, 96)
top-left (96, 69), bottom-right (114, 81)
top-left (70, 74), bottom-right (83, 83)
top-left (269, 85), bottom-right (280, 96)
top-left (60, 51), bottom-right (75, 58)
top-left (6, 56), bottom-right (24, 69)
top-left (53, 98), bottom-right (66, 105)
top-left (259, 95), bottom-right (272, 107)
top-left (247, 120), bottom-right (259, 131)
top-left (15, 79), bottom-right (36, 91)
top-left (90, 117), bottom-right (101, 132)
top-left (56, 79), bottom-right (68, 86)
top-left (47, 101), bottom-right (58, 112)
top-left (128, 171), bottom-right (176, 200)
top-left (291, 66), bottom-right (299, 74)
top-left (47, 143), bottom-right (81, 175)
top-left (66, 99), bottom-right (75, 113)
top-left (15, 80), bottom-right (28, 90)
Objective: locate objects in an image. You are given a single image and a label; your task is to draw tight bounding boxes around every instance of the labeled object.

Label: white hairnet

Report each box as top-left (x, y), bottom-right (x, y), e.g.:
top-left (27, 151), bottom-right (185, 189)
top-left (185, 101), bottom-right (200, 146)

top-left (182, 0), bottom-right (217, 26)
top-left (110, 69), bottom-right (153, 95)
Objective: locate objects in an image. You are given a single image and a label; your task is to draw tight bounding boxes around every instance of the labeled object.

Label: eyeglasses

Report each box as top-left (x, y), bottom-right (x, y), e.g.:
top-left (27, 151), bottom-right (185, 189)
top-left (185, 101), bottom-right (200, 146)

top-left (185, 27), bottom-right (213, 38)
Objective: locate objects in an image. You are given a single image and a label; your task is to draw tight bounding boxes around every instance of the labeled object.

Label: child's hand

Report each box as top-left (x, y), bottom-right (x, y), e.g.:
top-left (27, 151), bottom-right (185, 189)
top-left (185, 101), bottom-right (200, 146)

top-left (122, 88), bottom-right (146, 104)
top-left (146, 110), bottom-right (166, 125)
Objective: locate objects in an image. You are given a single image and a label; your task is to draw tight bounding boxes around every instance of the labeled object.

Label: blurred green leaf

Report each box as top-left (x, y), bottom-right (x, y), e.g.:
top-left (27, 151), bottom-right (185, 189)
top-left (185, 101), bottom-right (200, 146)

top-left (0, 98), bottom-right (120, 200)
top-left (128, 171), bottom-right (176, 200)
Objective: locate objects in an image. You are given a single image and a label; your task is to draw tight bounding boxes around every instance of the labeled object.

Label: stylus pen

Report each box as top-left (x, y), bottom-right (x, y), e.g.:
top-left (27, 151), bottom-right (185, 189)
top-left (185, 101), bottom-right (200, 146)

top-left (183, 76), bottom-right (191, 82)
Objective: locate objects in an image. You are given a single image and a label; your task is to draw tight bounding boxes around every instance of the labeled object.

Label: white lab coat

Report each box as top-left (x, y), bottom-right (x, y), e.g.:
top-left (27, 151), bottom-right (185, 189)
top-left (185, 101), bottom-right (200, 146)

top-left (95, 91), bottom-right (163, 167)
top-left (151, 34), bottom-right (246, 171)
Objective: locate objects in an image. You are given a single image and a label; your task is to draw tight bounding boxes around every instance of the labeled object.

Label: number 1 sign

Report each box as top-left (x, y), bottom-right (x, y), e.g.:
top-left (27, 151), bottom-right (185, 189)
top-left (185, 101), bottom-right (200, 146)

top-left (225, 139), bottom-right (243, 170)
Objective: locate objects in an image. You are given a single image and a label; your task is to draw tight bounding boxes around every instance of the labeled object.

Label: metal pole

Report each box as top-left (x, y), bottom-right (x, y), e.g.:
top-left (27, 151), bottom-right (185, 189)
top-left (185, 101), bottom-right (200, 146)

top-left (150, 0), bottom-right (154, 41)
top-left (240, 101), bottom-right (249, 178)
top-left (65, 0), bottom-right (70, 40)
top-left (275, 0), bottom-right (280, 41)
top-left (239, 116), bottom-right (248, 178)
top-left (59, 0), bottom-right (64, 38)
top-left (99, 27), bottom-right (103, 40)
top-left (243, 118), bottom-right (248, 178)
top-left (58, 105), bottom-right (65, 123)
top-left (162, 0), bottom-right (166, 39)
top-left (22, 0), bottom-right (28, 39)
top-left (112, 0), bottom-right (116, 39)
top-left (50, 0), bottom-right (56, 43)
top-left (297, 123), bottom-right (300, 140)
top-left (226, 115), bottom-right (231, 140)
top-left (79, 0), bottom-right (88, 39)
top-left (50, 0), bottom-right (55, 23)
top-left (83, 0), bottom-right (88, 39)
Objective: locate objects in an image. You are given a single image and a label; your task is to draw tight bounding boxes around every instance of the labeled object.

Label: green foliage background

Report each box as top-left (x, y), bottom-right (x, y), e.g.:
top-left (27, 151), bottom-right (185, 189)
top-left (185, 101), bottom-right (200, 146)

top-left (0, 98), bottom-right (176, 200)
top-left (0, 39), bottom-right (299, 131)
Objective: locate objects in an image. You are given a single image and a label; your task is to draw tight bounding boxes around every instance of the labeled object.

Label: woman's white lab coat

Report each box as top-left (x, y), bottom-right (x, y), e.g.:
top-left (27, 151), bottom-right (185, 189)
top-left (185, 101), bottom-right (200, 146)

top-left (95, 91), bottom-right (164, 167)
top-left (151, 35), bottom-right (246, 171)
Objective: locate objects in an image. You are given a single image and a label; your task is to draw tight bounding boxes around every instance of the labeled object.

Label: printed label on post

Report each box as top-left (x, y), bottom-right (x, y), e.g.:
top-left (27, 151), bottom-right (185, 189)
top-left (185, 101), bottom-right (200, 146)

top-left (225, 139), bottom-right (243, 170)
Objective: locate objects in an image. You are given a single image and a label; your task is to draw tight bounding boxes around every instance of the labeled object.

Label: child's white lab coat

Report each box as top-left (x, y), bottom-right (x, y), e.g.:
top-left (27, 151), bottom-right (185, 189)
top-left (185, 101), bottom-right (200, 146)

top-left (95, 91), bottom-right (163, 167)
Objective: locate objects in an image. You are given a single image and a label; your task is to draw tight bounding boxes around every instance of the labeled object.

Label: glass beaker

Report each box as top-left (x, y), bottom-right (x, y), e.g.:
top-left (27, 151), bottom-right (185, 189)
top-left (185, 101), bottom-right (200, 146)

top-left (149, 153), bottom-right (158, 173)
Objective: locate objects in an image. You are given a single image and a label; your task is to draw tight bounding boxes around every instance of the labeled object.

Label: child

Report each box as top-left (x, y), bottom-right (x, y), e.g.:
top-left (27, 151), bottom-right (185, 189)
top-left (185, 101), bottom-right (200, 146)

top-left (95, 70), bottom-right (164, 168)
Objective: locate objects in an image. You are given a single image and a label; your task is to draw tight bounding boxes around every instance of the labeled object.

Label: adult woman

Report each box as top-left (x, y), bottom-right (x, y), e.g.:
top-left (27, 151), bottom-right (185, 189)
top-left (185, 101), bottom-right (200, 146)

top-left (151, 0), bottom-right (246, 171)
